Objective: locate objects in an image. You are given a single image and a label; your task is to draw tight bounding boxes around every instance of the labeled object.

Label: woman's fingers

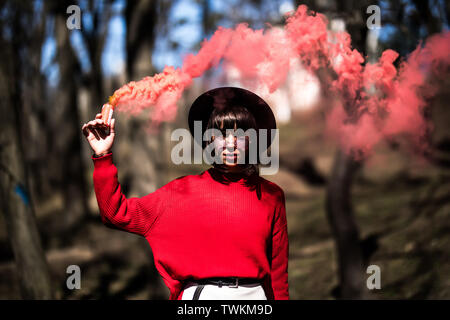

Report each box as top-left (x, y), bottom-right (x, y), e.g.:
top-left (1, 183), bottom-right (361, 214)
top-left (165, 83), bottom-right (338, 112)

top-left (82, 123), bottom-right (89, 137)
top-left (97, 127), bottom-right (108, 139)
top-left (86, 119), bottom-right (106, 129)
top-left (110, 118), bottom-right (115, 134)
top-left (82, 115), bottom-right (112, 140)
top-left (83, 123), bottom-right (101, 139)
top-left (94, 119), bottom-right (105, 126)
top-left (91, 127), bottom-right (101, 140)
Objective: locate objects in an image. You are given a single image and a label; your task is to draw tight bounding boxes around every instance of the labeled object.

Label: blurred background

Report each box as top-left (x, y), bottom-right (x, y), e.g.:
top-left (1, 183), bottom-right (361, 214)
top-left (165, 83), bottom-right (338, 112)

top-left (0, 0), bottom-right (449, 300)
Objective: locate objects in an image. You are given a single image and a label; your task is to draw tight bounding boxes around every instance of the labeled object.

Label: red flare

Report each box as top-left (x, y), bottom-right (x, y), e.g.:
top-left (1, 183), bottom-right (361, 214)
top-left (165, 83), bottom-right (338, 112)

top-left (101, 104), bottom-right (113, 126)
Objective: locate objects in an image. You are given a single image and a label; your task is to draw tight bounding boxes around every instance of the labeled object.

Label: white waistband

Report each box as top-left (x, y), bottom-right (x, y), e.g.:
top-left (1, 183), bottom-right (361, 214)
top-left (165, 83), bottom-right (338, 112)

top-left (181, 282), bottom-right (267, 300)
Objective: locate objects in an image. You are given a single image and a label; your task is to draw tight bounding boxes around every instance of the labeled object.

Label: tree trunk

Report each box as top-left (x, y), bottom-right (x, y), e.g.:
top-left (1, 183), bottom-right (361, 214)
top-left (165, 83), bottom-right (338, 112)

top-left (122, 0), bottom-right (167, 193)
top-left (54, 10), bottom-right (90, 232)
top-left (322, 1), bottom-right (373, 298)
top-left (0, 107), bottom-right (53, 299)
top-left (0, 15), bottom-right (53, 296)
top-left (325, 149), bottom-right (365, 299)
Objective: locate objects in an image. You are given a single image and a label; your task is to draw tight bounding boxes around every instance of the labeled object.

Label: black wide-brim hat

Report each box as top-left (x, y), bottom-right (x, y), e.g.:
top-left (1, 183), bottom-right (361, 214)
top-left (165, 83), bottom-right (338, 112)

top-left (188, 87), bottom-right (276, 150)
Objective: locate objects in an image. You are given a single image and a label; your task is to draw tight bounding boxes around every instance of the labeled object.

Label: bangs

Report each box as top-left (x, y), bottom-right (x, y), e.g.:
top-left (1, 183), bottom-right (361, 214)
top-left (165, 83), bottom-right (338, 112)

top-left (207, 105), bottom-right (258, 132)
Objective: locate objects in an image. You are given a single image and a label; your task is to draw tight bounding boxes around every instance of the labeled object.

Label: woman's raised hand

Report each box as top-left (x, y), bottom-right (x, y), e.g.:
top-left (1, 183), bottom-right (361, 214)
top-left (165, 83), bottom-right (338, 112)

top-left (82, 113), bottom-right (115, 156)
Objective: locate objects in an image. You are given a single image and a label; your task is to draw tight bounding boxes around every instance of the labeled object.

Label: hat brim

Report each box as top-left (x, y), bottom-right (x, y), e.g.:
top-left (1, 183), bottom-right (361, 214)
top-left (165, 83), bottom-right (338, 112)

top-left (188, 87), bottom-right (276, 150)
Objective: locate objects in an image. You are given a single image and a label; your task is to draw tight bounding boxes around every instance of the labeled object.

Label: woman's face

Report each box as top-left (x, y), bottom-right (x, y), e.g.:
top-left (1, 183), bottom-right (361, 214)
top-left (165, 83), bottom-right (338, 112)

top-left (213, 121), bottom-right (248, 168)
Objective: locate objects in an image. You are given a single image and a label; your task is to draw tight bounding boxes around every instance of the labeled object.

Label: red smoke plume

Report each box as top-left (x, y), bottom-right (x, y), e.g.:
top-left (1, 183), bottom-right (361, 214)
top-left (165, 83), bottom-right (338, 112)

top-left (107, 4), bottom-right (450, 157)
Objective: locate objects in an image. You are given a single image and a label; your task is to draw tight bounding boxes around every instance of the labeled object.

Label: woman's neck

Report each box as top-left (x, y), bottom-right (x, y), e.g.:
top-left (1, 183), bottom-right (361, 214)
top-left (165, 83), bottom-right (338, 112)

top-left (211, 164), bottom-right (257, 180)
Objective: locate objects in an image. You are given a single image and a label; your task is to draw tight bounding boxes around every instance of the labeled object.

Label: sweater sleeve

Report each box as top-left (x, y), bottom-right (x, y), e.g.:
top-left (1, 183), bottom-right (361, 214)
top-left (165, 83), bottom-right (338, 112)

top-left (92, 153), bottom-right (161, 237)
top-left (270, 189), bottom-right (290, 300)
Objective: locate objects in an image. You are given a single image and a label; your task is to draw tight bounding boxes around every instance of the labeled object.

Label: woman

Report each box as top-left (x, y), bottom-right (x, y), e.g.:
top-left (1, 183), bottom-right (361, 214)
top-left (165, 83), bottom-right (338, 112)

top-left (82, 87), bottom-right (289, 300)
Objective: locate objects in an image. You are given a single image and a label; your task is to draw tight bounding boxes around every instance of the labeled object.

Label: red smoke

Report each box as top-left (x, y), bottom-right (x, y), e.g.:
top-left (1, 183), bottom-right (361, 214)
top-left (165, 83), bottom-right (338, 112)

top-left (327, 32), bottom-right (450, 157)
top-left (108, 4), bottom-right (450, 157)
top-left (109, 66), bottom-right (191, 123)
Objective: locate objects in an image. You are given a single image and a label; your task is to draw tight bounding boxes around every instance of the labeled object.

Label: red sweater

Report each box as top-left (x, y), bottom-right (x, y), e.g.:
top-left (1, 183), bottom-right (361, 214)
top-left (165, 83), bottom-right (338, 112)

top-left (92, 153), bottom-right (289, 300)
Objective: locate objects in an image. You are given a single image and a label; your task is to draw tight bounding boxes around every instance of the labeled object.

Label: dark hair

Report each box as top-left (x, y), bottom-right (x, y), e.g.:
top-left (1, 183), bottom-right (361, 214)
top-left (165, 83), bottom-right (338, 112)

top-left (205, 104), bottom-right (260, 179)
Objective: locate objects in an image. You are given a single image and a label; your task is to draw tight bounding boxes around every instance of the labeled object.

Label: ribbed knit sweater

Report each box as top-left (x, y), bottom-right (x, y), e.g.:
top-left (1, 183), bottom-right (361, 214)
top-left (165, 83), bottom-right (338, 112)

top-left (92, 153), bottom-right (289, 300)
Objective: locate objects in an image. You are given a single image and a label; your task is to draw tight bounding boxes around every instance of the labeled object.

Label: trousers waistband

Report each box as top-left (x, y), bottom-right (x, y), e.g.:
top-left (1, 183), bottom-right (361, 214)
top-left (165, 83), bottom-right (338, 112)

top-left (188, 277), bottom-right (262, 288)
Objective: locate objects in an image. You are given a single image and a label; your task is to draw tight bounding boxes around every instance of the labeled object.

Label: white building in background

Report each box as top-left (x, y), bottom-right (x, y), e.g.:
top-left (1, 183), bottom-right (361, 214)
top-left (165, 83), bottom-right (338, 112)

top-left (286, 59), bottom-right (321, 112)
top-left (224, 58), bottom-right (321, 124)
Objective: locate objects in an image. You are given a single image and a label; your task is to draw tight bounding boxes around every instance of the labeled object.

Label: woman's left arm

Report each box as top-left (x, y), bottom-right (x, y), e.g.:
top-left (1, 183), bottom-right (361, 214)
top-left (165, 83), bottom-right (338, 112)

top-left (270, 190), bottom-right (290, 300)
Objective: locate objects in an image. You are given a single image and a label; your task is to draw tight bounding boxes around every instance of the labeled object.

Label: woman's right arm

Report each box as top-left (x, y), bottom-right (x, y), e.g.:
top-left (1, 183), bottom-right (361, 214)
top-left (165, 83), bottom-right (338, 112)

top-left (83, 115), bottom-right (161, 237)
